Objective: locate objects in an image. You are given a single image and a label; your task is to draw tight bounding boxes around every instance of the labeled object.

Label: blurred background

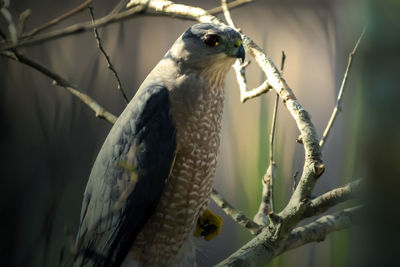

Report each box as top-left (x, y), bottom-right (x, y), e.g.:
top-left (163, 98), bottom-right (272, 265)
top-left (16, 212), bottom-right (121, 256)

top-left (1, 0), bottom-right (399, 266)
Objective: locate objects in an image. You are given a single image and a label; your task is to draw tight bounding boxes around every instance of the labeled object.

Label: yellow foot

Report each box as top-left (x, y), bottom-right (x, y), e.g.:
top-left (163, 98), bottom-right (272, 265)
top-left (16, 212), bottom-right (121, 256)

top-left (194, 209), bottom-right (223, 241)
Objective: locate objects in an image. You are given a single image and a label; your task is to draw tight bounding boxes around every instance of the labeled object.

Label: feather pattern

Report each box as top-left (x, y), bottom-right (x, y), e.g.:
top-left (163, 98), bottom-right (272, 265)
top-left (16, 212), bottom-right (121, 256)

top-left (74, 23), bottom-right (243, 267)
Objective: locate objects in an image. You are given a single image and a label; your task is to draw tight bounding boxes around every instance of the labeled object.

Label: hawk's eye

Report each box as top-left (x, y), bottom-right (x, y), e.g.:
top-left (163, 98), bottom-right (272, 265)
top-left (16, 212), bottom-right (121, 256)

top-left (204, 34), bottom-right (219, 47)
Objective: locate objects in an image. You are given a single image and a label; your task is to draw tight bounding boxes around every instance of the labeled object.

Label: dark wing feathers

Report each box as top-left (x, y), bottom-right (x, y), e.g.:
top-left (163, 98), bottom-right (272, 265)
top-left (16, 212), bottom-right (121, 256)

top-left (76, 84), bottom-right (176, 266)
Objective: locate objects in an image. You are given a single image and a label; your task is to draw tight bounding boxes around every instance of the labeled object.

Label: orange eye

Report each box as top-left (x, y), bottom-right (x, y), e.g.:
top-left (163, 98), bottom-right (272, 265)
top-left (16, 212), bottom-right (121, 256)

top-left (204, 34), bottom-right (219, 47)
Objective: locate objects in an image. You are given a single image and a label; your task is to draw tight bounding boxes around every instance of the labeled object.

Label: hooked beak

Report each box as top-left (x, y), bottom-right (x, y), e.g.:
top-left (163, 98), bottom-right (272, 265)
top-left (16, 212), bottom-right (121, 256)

top-left (236, 44), bottom-right (245, 63)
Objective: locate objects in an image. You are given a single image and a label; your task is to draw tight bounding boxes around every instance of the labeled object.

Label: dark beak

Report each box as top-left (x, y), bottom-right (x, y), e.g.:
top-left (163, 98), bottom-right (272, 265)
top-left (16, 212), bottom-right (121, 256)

top-left (236, 45), bottom-right (245, 63)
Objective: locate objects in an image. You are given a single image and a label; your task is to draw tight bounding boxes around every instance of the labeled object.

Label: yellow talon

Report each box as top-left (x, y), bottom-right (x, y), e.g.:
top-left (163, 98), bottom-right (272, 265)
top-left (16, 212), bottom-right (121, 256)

top-left (194, 208), bottom-right (223, 241)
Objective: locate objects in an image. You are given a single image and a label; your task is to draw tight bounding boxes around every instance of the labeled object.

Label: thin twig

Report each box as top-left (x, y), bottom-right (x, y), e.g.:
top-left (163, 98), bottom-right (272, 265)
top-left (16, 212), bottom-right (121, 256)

top-left (211, 189), bottom-right (262, 235)
top-left (17, 9), bottom-right (31, 37)
top-left (240, 81), bottom-right (273, 102)
top-left (267, 94), bottom-right (279, 209)
top-left (319, 27), bottom-right (366, 149)
top-left (254, 52), bottom-right (285, 225)
top-left (1, 3), bottom-right (18, 43)
top-left (109, 0), bottom-right (129, 16)
top-left (221, 0), bottom-right (270, 104)
top-left (221, 0), bottom-right (273, 103)
top-left (281, 205), bottom-right (362, 254)
top-left (208, 0), bottom-right (253, 15)
top-left (88, 5), bottom-right (129, 104)
top-left (221, 0), bottom-right (236, 29)
top-left (253, 90), bottom-right (278, 226)
top-left (268, 50), bottom-right (285, 210)
top-left (0, 4), bottom-right (148, 51)
top-left (23, 0), bottom-right (94, 38)
top-left (233, 60), bottom-right (249, 100)
top-left (1, 51), bottom-right (117, 124)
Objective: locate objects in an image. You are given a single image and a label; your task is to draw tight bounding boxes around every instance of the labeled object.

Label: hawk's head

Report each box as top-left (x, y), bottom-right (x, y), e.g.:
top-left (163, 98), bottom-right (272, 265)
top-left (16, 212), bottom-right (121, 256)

top-left (167, 23), bottom-right (245, 75)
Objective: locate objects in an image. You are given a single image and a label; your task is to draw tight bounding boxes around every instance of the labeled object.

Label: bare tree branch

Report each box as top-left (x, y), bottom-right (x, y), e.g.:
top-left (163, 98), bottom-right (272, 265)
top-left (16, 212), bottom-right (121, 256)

top-left (254, 52), bottom-right (285, 225)
top-left (233, 60), bottom-right (251, 101)
top-left (17, 9), bottom-right (31, 37)
top-left (221, 0), bottom-right (273, 103)
top-left (23, 0), bottom-right (94, 38)
top-left (211, 189), bottom-right (261, 235)
top-left (253, 173), bottom-right (273, 226)
top-left (127, 0), bottom-right (219, 22)
top-left (1, 51), bottom-right (117, 124)
top-left (266, 51), bottom-right (285, 212)
top-left (88, 5), bottom-right (129, 104)
top-left (208, 0), bottom-right (253, 15)
top-left (1, 1), bottom-right (18, 43)
top-left (244, 39), bottom-right (324, 207)
top-left (304, 179), bottom-right (362, 218)
top-left (281, 205), bottom-right (362, 253)
top-left (263, 95), bottom-right (279, 207)
top-left (215, 226), bottom-right (278, 267)
top-left (240, 80), bottom-right (273, 102)
top-left (0, 4), bottom-right (148, 51)
top-left (221, 0), bottom-right (237, 29)
top-left (109, 0), bottom-right (130, 16)
top-left (319, 27), bottom-right (366, 149)
top-left (215, 205), bottom-right (362, 267)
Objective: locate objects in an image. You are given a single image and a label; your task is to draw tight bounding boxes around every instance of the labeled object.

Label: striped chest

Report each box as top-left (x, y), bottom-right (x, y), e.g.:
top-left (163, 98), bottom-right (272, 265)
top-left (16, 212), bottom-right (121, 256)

top-left (131, 84), bottom-right (225, 266)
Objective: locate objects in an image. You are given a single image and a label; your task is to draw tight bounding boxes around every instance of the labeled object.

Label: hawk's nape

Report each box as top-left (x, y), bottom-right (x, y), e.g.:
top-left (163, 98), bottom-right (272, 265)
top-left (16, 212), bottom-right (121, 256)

top-left (75, 23), bottom-right (244, 267)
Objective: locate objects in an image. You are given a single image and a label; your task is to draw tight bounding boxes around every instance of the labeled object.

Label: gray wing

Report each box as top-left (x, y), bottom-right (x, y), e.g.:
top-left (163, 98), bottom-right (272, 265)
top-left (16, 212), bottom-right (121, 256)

top-left (75, 83), bottom-right (176, 267)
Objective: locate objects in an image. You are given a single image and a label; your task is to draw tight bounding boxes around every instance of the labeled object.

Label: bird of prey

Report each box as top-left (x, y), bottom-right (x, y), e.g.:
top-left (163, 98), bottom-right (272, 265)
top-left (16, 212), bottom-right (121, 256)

top-left (74, 23), bottom-right (245, 267)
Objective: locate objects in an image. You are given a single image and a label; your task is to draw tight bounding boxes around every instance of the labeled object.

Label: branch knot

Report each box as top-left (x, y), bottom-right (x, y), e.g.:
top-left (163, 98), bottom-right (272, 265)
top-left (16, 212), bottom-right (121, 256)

top-left (312, 162), bottom-right (325, 177)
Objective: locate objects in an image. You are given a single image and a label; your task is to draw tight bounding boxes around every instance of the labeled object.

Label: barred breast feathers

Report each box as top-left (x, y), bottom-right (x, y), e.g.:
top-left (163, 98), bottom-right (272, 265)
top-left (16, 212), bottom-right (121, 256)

top-left (130, 56), bottom-right (233, 266)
